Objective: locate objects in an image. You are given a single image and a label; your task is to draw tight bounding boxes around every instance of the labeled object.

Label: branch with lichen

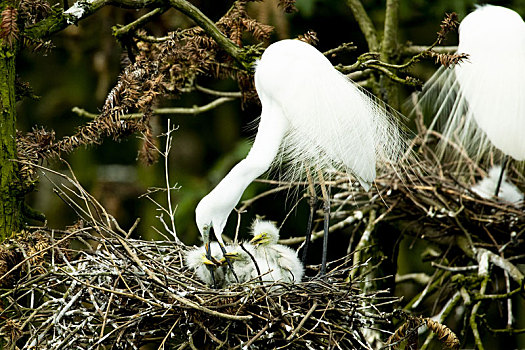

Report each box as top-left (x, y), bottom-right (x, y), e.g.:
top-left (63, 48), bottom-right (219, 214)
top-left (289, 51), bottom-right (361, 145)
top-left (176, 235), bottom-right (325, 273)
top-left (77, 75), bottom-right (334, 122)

top-left (24, 0), bottom-right (163, 39)
top-left (23, 0), bottom-right (255, 69)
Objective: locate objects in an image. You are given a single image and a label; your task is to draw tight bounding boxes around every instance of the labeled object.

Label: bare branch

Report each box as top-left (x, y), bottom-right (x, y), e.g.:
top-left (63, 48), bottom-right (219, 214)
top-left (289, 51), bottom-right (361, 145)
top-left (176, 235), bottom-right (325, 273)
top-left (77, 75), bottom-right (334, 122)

top-left (72, 97), bottom-right (236, 119)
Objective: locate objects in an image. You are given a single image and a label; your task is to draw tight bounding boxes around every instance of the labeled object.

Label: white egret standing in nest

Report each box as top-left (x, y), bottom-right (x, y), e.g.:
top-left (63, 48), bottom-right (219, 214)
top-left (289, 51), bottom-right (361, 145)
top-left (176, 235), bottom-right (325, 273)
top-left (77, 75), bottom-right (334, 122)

top-left (419, 5), bottom-right (525, 198)
top-left (196, 39), bottom-right (405, 277)
top-left (249, 219), bottom-right (304, 283)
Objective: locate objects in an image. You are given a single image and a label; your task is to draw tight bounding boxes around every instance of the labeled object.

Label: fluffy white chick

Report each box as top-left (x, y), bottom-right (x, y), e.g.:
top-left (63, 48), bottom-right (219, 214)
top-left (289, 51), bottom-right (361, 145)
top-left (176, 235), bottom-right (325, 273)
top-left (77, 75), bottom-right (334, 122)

top-left (185, 242), bottom-right (226, 287)
top-left (249, 219), bottom-right (304, 283)
top-left (471, 165), bottom-right (523, 205)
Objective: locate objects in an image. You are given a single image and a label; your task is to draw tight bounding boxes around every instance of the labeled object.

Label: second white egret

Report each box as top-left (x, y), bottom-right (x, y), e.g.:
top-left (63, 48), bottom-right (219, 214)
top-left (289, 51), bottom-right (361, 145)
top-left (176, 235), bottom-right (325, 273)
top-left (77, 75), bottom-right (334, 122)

top-left (419, 5), bottom-right (525, 197)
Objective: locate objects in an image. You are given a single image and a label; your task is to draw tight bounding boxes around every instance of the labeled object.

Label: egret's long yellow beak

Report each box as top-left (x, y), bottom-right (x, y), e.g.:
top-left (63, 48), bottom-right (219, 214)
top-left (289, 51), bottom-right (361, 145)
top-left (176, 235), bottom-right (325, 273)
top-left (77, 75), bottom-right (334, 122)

top-left (202, 224), bottom-right (212, 259)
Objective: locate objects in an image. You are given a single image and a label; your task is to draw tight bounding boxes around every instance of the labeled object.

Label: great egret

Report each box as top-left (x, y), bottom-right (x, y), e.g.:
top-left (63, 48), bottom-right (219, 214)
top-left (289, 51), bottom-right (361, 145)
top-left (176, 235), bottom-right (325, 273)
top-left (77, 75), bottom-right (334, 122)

top-left (185, 242), bottom-right (226, 287)
top-left (420, 5), bottom-right (525, 196)
top-left (249, 219), bottom-right (304, 283)
top-left (195, 39), bottom-right (405, 276)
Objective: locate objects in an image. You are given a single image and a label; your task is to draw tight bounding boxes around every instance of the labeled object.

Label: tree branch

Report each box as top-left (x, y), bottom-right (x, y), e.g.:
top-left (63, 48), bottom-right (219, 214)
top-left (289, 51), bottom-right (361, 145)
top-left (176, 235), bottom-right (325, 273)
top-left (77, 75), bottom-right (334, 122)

top-left (24, 0), bottom-right (163, 39)
top-left (403, 45), bottom-right (457, 56)
top-left (113, 7), bottom-right (168, 40)
top-left (345, 0), bottom-right (379, 50)
top-left (72, 97), bottom-right (236, 119)
top-left (25, 0), bottom-right (252, 68)
top-left (167, 0), bottom-right (246, 67)
top-left (381, 0), bottom-right (399, 60)
top-left (380, 0), bottom-right (400, 107)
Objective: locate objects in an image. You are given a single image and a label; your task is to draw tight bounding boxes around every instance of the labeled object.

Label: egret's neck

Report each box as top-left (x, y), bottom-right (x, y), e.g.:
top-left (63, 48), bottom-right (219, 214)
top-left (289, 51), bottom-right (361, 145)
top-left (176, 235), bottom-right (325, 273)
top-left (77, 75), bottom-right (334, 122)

top-left (196, 102), bottom-right (289, 239)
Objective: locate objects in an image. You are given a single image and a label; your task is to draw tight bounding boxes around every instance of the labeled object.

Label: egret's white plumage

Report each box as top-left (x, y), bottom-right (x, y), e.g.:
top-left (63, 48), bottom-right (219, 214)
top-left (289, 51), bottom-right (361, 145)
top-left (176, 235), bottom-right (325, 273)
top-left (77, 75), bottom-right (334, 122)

top-left (196, 39), bottom-right (406, 255)
top-left (455, 6), bottom-right (525, 160)
top-left (419, 5), bottom-right (525, 163)
top-left (249, 219), bottom-right (304, 283)
top-left (185, 242), bottom-right (226, 287)
top-left (471, 166), bottom-right (523, 205)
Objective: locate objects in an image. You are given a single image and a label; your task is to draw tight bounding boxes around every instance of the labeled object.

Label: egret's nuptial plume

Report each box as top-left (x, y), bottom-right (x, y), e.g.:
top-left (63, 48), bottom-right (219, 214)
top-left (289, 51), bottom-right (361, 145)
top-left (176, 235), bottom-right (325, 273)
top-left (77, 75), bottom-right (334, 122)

top-left (249, 219), bottom-right (304, 283)
top-left (195, 39), bottom-right (407, 266)
top-left (418, 5), bottom-right (525, 165)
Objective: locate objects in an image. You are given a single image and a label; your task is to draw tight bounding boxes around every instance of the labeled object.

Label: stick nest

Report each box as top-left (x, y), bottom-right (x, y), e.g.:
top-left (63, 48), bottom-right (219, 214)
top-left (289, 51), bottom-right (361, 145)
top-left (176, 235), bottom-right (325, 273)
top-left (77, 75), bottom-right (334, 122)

top-left (2, 116), bottom-right (523, 349)
top-left (0, 226), bottom-right (396, 349)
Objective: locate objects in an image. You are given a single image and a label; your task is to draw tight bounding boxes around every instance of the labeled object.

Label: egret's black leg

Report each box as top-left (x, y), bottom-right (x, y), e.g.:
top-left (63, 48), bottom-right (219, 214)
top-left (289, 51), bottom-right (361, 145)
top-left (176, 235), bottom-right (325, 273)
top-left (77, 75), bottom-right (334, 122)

top-left (495, 155), bottom-right (510, 197)
top-left (302, 167), bottom-right (317, 266)
top-left (317, 170), bottom-right (330, 276)
top-left (218, 242), bottom-right (239, 283)
top-left (320, 188), bottom-right (330, 276)
top-left (302, 194), bottom-right (316, 266)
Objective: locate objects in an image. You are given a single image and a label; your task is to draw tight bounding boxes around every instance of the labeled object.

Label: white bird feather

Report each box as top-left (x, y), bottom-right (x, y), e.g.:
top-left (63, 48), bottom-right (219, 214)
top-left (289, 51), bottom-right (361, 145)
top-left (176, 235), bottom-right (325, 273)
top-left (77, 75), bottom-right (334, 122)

top-left (222, 244), bottom-right (278, 286)
top-left (470, 166), bottom-right (523, 205)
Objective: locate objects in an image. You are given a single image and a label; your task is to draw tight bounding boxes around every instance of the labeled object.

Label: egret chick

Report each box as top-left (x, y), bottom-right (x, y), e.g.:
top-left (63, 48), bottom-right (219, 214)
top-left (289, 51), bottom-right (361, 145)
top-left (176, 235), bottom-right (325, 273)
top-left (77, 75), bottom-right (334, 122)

top-left (185, 242), bottom-right (225, 287)
top-left (249, 220), bottom-right (304, 283)
top-left (471, 166), bottom-right (523, 205)
top-left (221, 244), bottom-right (277, 286)
top-left (196, 39), bottom-right (406, 275)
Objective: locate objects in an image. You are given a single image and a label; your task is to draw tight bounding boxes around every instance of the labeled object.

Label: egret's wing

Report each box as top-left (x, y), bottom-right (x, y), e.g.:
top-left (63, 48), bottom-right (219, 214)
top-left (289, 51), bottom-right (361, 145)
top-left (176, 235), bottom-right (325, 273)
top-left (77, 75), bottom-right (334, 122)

top-left (455, 5), bottom-right (525, 161)
top-left (256, 39), bottom-right (405, 189)
top-left (416, 5), bottom-right (525, 166)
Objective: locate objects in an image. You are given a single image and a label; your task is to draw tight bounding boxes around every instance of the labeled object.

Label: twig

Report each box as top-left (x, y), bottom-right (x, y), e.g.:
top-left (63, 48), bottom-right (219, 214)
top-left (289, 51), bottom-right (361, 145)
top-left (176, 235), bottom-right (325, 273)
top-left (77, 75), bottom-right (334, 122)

top-left (286, 301), bottom-right (318, 341)
top-left (113, 7), bottom-right (168, 40)
top-left (72, 97), bottom-right (236, 119)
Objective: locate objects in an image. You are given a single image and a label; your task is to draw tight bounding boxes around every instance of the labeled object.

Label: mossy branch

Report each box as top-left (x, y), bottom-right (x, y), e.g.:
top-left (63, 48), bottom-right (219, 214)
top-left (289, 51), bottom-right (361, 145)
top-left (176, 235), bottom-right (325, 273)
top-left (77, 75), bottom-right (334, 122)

top-left (168, 0), bottom-right (250, 69)
top-left (379, 0), bottom-right (400, 106)
top-left (381, 0), bottom-right (399, 60)
top-left (24, 0), bottom-right (162, 39)
top-left (24, 0), bottom-right (254, 68)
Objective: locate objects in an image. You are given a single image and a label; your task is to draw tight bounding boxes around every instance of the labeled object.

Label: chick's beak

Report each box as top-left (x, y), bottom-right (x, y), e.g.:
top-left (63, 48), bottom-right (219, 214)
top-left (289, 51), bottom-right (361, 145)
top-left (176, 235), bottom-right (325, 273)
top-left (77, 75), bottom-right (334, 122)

top-left (220, 252), bottom-right (240, 263)
top-left (249, 233), bottom-right (267, 246)
top-left (201, 254), bottom-right (221, 266)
